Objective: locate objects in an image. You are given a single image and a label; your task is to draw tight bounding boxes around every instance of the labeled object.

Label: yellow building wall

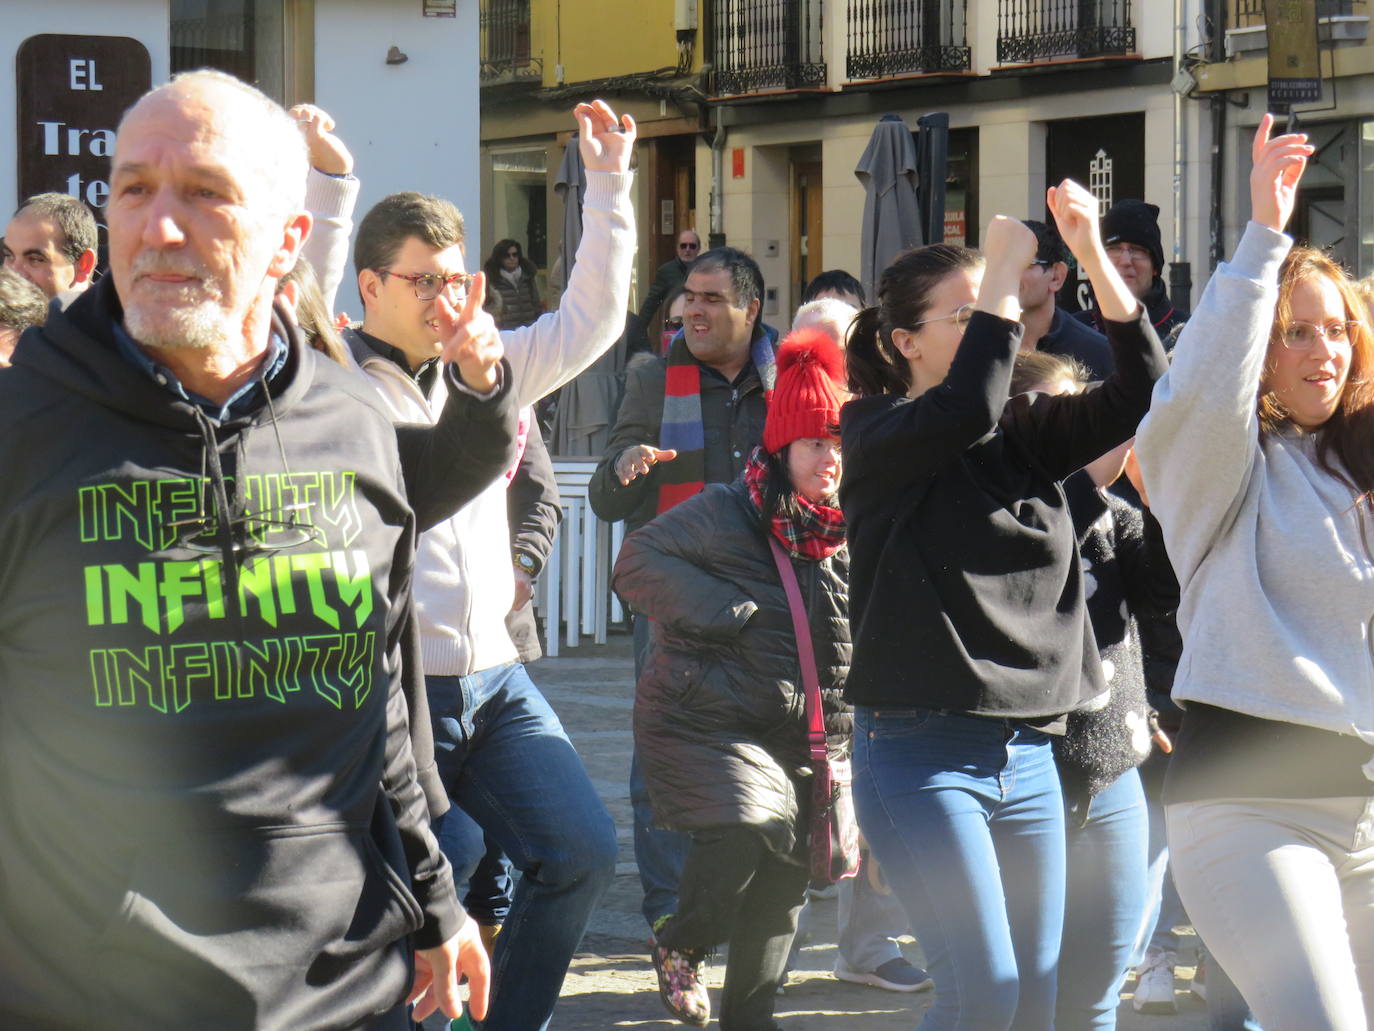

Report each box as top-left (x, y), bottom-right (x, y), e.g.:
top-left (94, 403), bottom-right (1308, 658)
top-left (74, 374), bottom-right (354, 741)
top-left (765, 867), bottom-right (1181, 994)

top-left (529, 0), bottom-right (695, 87)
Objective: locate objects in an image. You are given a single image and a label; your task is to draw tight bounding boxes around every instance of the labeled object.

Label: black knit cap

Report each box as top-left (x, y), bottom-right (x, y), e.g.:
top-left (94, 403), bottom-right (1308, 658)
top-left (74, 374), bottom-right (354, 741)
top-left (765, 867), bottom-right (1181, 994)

top-left (1101, 199), bottom-right (1164, 273)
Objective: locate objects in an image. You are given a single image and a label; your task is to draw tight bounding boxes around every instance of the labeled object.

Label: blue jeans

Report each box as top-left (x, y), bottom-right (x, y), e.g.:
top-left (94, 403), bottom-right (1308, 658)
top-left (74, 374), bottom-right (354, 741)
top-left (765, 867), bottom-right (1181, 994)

top-left (838, 850), bottom-right (910, 972)
top-left (429, 663), bottom-right (618, 1031)
top-left (630, 613), bottom-right (690, 927)
top-left (1056, 767), bottom-right (1150, 1031)
top-left (432, 806), bottom-right (513, 926)
top-left (1132, 752), bottom-right (1185, 963)
top-left (854, 707), bottom-right (1066, 1031)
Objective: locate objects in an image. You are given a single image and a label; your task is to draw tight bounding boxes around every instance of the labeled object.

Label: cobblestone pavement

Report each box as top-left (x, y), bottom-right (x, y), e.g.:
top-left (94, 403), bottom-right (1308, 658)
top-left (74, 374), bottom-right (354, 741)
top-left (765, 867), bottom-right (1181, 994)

top-left (446, 632), bottom-right (1214, 1030)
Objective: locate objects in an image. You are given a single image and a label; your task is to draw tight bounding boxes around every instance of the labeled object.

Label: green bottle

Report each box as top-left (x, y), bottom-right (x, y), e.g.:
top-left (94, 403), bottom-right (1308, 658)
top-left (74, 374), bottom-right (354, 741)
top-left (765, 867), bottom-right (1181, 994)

top-left (448, 1008), bottom-right (475, 1031)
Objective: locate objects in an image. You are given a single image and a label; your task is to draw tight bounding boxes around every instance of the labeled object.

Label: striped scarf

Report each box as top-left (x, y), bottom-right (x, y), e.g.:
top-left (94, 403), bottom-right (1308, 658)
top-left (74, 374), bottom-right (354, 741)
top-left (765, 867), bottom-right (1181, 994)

top-left (742, 446), bottom-right (846, 560)
top-left (656, 330), bottom-right (777, 513)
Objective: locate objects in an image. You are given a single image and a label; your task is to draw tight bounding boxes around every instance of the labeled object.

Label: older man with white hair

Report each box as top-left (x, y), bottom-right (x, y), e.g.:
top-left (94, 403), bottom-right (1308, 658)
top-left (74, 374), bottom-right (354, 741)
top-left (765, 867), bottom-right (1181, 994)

top-left (0, 70), bottom-right (506, 1030)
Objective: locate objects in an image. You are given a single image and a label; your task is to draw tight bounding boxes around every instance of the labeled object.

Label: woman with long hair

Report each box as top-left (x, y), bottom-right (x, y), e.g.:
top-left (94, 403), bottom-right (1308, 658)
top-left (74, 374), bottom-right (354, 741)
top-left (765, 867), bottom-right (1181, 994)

top-left (483, 238), bottom-right (543, 330)
top-left (1136, 116), bottom-right (1374, 1030)
top-left (839, 189), bottom-right (1167, 1031)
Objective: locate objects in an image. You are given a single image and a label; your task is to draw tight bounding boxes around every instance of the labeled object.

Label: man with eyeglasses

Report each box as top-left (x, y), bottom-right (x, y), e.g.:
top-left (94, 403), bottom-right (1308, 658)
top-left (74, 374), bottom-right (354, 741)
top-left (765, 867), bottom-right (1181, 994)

top-left (633, 227), bottom-right (702, 354)
top-left (341, 99), bottom-right (635, 1031)
top-left (1018, 219), bottom-right (1114, 379)
top-left (1075, 199), bottom-right (1188, 346)
top-left (0, 70), bottom-right (508, 1029)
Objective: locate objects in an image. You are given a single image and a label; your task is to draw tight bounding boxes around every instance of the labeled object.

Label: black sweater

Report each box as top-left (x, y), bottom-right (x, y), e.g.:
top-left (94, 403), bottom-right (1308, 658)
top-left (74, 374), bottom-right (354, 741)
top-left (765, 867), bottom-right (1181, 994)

top-left (0, 279), bottom-right (476, 1030)
top-left (839, 309), bottom-right (1167, 718)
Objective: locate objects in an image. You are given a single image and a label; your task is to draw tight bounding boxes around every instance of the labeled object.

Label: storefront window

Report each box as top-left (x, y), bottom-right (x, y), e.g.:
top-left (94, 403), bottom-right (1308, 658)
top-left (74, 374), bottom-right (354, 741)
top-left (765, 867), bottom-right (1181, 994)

top-left (491, 148), bottom-right (549, 272)
top-left (944, 127), bottom-right (979, 247)
top-left (1356, 121), bottom-right (1374, 276)
top-left (171, 0), bottom-right (286, 101)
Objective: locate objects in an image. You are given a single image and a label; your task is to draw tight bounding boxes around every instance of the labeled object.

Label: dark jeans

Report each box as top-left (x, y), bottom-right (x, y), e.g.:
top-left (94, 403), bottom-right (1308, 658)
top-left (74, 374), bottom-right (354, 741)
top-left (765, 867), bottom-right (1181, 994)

top-left (429, 663), bottom-right (618, 1031)
top-left (433, 806), bottom-right (513, 926)
top-left (854, 706), bottom-right (1066, 1031)
top-left (1057, 767), bottom-right (1150, 1031)
top-left (631, 612), bottom-right (691, 927)
top-left (657, 825), bottom-right (811, 1031)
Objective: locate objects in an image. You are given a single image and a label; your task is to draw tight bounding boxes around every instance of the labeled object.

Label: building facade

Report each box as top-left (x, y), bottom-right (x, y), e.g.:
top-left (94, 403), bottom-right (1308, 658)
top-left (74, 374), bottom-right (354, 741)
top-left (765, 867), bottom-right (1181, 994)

top-left (4, 0), bottom-right (483, 301)
top-left (481, 0), bottom-right (1224, 325)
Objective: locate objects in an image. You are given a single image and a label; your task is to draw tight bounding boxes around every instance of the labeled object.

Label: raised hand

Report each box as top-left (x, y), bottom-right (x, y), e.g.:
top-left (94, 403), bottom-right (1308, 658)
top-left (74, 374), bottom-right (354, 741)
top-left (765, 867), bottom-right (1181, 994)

top-left (1048, 178), bottom-right (1138, 323)
top-left (974, 215), bottom-right (1038, 321)
top-left (435, 272), bottom-right (504, 393)
top-left (575, 99), bottom-right (636, 174)
top-left (1046, 178), bottom-right (1103, 268)
top-left (290, 103), bottom-right (354, 176)
top-left (615, 444), bottom-right (678, 485)
top-left (1250, 113), bottom-right (1313, 233)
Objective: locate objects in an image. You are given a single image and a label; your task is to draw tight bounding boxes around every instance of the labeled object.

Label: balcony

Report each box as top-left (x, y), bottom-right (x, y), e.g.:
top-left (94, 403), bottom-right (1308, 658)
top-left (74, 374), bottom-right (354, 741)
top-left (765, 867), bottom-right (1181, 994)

top-left (708, 0), bottom-right (827, 97)
top-left (996, 0), bottom-right (1136, 66)
top-left (847, 0), bottom-right (972, 81)
top-left (481, 0), bottom-right (539, 84)
top-left (1226, 0), bottom-right (1368, 56)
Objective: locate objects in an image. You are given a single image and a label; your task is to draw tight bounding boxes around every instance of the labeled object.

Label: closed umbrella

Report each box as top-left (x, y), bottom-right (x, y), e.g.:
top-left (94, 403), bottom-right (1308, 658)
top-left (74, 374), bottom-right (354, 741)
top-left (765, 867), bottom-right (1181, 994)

top-left (855, 114), bottom-right (923, 303)
top-left (551, 136), bottom-right (625, 456)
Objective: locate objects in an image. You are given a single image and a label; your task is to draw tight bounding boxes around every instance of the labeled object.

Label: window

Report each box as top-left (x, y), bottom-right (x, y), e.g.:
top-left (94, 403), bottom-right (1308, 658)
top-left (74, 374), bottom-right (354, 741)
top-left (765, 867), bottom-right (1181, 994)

top-left (172, 0), bottom-right (291, 102)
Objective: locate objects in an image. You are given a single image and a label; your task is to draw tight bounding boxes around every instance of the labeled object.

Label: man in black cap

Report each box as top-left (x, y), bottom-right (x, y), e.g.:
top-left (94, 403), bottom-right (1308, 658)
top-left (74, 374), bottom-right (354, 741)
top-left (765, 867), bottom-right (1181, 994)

top-left (1074, 199), bottom-right (1187, 345)
top-left (1018, 219), bottom-right (1114, 379)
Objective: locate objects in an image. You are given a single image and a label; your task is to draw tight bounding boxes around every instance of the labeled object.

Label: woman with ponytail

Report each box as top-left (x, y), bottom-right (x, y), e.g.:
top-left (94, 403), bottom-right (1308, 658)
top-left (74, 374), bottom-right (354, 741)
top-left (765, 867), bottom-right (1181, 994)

top-left (839, 187), bottom-right (1168, 1031)
top-left (1135, 117), bottom-right (1374, 1031)
top-left (614, 329), bottom-right (853, 1030)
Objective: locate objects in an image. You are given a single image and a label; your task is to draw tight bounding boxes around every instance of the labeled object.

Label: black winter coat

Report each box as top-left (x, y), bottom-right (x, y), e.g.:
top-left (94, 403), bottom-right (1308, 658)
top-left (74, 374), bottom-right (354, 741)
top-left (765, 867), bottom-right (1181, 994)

top-left (612, 481), bottom-right (851, 853)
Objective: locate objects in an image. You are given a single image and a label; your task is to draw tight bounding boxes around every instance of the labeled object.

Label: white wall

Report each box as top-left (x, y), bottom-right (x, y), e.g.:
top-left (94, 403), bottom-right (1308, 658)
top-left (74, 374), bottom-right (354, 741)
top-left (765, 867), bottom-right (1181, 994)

top-left (314, 0), bottom-right (481, 303)
top-left (0, 1), bottom-right (171, 211)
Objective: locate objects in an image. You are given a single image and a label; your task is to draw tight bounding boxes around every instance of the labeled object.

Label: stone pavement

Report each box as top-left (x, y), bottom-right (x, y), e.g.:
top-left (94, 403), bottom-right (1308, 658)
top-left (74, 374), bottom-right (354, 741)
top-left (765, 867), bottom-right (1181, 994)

top-left (453, 631), bottom-right (1215, 1030)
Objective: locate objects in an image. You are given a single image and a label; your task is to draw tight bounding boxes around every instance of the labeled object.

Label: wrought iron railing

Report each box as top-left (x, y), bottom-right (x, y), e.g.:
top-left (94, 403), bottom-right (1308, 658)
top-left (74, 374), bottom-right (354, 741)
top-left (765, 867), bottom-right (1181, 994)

top-left (847, 0), bottom-right (971, 79)
top-left (1230, 0), bottom-right (1364, 29)
top-left (708, 0), bottom-right (827, 95)
top-left (996, 0), bottom-right (1136, 64)
top-left (481, 0), bottom-right (534, 81)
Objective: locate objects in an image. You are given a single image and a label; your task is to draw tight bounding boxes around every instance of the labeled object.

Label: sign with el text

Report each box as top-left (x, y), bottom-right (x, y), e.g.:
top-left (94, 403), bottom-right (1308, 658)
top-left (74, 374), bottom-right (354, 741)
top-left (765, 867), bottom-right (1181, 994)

top-left (16, 34), bottom-right (151, 218)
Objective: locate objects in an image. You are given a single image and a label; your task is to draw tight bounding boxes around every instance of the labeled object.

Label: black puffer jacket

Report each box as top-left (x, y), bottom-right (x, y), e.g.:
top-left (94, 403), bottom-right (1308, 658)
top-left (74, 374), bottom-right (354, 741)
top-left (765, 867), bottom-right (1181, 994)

top-left (612, 480), bottom-right (851, 854)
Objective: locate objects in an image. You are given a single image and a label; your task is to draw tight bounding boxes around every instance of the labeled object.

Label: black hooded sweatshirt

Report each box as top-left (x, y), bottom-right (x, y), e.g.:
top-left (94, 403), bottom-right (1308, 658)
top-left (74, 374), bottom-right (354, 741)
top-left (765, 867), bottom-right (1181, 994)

top-left (0, 278), bottom-right (497, 1030)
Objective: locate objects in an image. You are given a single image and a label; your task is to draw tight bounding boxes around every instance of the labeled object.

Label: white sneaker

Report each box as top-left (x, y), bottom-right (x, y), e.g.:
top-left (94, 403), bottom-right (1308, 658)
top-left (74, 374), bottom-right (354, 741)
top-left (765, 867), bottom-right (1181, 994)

top-left (1132, 948), bottom-right (1178, 1014)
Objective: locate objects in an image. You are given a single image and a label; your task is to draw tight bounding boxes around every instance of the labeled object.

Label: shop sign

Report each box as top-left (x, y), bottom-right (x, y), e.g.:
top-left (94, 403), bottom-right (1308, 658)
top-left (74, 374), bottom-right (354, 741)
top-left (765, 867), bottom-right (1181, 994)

top-left (15, 34), bottom-right (152, 211)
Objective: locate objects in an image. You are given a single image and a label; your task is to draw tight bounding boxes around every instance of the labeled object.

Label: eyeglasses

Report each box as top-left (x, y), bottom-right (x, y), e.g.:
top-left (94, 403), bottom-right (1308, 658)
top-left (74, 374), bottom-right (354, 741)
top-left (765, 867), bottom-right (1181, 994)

top-left (1029, 259), bottom-right (1053, 269)
top-left (911, 302), bottom-right (975, 332)
top-left (505, 250), bottom-right (520, 259)
top-left (379, 269), bottom-right (475, 302)
top-left (1105, 243), bottom-right (1153, 263)
top-left (678, 241), bottom-right (700, 251)
top-left (167, 503), bottom-right (326, 557)
top-left (664, 316), bottom-right (684, 331)
top-left (1279, 319), bottom-right (1360, 350)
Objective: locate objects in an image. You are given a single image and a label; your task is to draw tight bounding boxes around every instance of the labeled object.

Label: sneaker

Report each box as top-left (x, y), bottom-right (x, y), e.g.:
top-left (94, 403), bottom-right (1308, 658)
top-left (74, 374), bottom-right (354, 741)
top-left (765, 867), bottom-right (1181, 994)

top-left (833, 956), bottom-right (933, 993)
top-left (650, 919), bottom-right (710, 1028)
top-left (1132, 948), bottom-right (1178, 1014)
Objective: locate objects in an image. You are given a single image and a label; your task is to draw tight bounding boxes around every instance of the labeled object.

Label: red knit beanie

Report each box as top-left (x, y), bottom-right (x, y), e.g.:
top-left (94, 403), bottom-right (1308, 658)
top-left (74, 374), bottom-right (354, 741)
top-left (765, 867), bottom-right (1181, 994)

top-left (762, 327), bottom-right (847, 455)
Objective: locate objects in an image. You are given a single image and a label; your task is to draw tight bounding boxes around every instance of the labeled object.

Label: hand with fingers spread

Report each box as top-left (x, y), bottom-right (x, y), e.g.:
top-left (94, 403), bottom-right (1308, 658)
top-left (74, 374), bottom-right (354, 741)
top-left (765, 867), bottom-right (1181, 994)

top-left (408, 919), bottom-right (490, 1024)
top-left (436, 272), bottom-right (505, 393)
top-left (574, 99), bottom-right (636, 174)
top-left (290, 103), bottom-right (354, 177)
top-left (615, 444), bottom-right (678, 486)
top-left (1250, 112), bottom-right (1313, 233)
top-left (1048, 178), bottom-right (1138, 323)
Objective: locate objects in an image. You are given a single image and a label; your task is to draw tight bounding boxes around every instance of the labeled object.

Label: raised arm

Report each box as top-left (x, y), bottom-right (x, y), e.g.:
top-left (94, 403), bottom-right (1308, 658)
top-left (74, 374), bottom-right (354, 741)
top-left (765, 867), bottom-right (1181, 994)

top-left (842, 216), bottom-right (1032, 493)
top-left (501, 101), bottom-right (638, 407)
top-left (1004, 180), bottom-right (1168, 478)
top-left (293, 104), bottom-right (358, 313)
top-left (1135, 116), bottom-right (1311, 583)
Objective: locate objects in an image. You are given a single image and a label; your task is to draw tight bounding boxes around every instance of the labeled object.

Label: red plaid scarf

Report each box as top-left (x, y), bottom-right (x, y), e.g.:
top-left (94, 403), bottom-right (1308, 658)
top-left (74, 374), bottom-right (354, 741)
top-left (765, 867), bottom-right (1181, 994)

top-left (742, 446), bottom-right (846, 560)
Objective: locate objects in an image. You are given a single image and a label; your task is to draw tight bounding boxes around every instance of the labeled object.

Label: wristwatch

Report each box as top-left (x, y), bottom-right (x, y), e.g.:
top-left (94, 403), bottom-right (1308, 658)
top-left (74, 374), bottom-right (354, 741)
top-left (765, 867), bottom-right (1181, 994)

top-left (513, 552), bottom-right (538, 576)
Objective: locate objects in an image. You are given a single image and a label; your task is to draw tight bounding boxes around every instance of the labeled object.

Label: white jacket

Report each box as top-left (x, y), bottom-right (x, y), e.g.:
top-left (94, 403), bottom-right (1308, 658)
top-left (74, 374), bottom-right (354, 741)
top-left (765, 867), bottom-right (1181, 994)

top-left (343, 171), bottom-right (635, 676)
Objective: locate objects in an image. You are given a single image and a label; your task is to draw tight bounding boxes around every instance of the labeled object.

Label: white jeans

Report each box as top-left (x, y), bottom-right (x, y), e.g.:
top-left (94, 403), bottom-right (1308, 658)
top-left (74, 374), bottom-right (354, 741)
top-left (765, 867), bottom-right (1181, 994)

top-left (1166, 795), bottom-right (1374, 1031)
